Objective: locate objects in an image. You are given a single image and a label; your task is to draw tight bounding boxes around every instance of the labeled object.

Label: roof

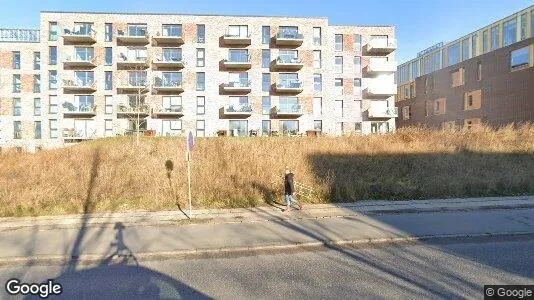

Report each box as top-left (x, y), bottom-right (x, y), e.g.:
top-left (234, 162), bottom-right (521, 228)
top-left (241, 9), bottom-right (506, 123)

top-left (40, 10), bottom-right (328, 19)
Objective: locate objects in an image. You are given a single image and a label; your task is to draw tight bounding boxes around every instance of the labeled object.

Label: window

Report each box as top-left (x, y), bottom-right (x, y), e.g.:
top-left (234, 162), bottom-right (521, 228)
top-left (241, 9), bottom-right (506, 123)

top-left (196, 72), bottom-right (205, 91)
top-left (196, 48), bottom-right (205, 67)
top-left (313, 27), bottom-right (321, 45)
top-left (229, 120), bottom-right (248, 137)
top-left (105, 120), bottom-right (113, 137)
top-left (262, 73), bottom-right (270, 92)
top-left (49, 46), bottom-right (57, 65)
top-left (355, 122), bottom-right (362, 134)
top-left (33, 52), bottom-right (40, 70)
top-left (163, 48), bottom-right (182, 61)
top-left (447, 43), bottom-right (460, 66)
top-left (471, 34), bottom-right (478, 57)
top-left (314, 120), bottom-right (322, 132)
top-left (262, 49), bottom-right (270, 68)
top-left (49, 95), bottom-right (58, 114)
top-left (477, 61), bottom-right (482, 81)
top-left (280, 120), bottom-right (298, 135)
top-left (490, 26), bottom-right (499, 51)
top-left (12, 51), bottom-right (20, 69)
top-left (313, 97), bottom-right (322, 116)
top-left (228, 72), bottom-right (249, 86)
top-left (313, 50), bottom-right (321, 69)
top-left (196, 120), bottom-right (205, 137)
top-left (49, 119), bottom-right (58, 138)
top-left (462, 38), bottom-right (469, 61)
top-left (279, 26), bottom-right (299, 38)
top-left (105, 95), bottom-right (113, 114)
top-left (34, 98), bottom-right (41, 116)
top-left (335, 56), bottom-right (343, 73)
top-left (33, 75), bottom-right (40, 92)
top-left (262, 120), bottom-right (271, 136)
top-left (197, 96), bottom-right (205, 115)
top-left (13, 98), bottom-right (21, 116)
top-left (354, 78), bottom-right (361, 88)
top-left (75, 71), bottom-right (94, 86)
top-left (425, 76), bottom-right (434, 94)
top-left (127, 24), bottom-right (147, 37)
top-left (227, 25), bottom-right (248, 38)
top-left (402, 106), bottom-right (411, 120)
top-left (13, 121), bottom-right (22, 139)
top-left (160, 72), bottom-right (181, 86)
top-left (105, 23), bottom-right (112, 41)
top-left (354, 34), bottom-right (362, 52)
top-left (464, 90), bottom-right (482, 110)
top-left (355, 100), bottom-right (362, 116)
top-left (532, 10), bottom-right (534, 38)
top-left (162, 24), bottom-right (182, 37)
top-left (503, 18), bottom-right (517, 46)
top-left (434, 98), bottom-right (446, 115)
top-left (34, 121), bottom-right (42, 139)
top-left (354, 56), bottom-right (361, 73)
top-left (105, 47), bottom-right (112, 65)
top-left (335, 122), bottom-right (343, 136)
top-left (371, 122), bottom-right (389, 134)
top-left (313, 74), bottom-right (322, 92)
top-left (335, 100), bottom-right (343, 118)
top-left (510, 46), bottom-right (530, 69)
top-left (334, 78), bottom-right (343, 95)
top-left (262, 26), bottom-right (270, 44)
top-left (482, 30), bottom-right (488, 54)
top-left (197, 24), bottom-right (205, 43)
top-left (520, 13), bottom-right (527, 40)
top-left (410, 82), bottom-right (415, 98)
top-left (12, 75), bottom-right (21, 93)
top-left (49, 22), bottom-right (57, 41)
top-left (105, 71), bottom-right (113, 90)
top-left (260, 96), bottom-right (270, 115)
top-left (335, 34), bottom-right (343, 51)
top-left (451, 68), bottom-right (464, 87)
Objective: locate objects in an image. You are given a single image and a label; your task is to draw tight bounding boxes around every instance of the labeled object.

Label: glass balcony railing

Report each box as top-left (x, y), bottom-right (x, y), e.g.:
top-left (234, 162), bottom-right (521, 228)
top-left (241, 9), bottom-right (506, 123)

top-left (64, 25), bottom-right (95, 37)
top-left (159, 55), bottom-right (183, 62)
top-left (127, 79), bottom-right (148, 87)
top-left (63, 79), bottom-right (95, 88)
top-left (277, 103), bottom-right (303, 114)
top-left (118, 53), bottom-right (148, 62)
top-left (225, 104), bottom-right (252, 113)
top-left (227, 54), bottom-right (250, 63)
top-left (154, 79), bottom-right (182, 88)
top-left (224, 79), bottom-right (251, 88)
top-left (224, 32), bottom-right (250, 38)
top-left (277, 80), bottom-right (302, 89)
top-left (277, 56), bottom-right (302, 64)
top-left (62, 102), bottom-right (96, 113)
top-left (276, 32), bottom-right (303, 39)
top-left (117, 104), bottom-right (150, 113)
top-left (158, 105), bottom-right (183, 113)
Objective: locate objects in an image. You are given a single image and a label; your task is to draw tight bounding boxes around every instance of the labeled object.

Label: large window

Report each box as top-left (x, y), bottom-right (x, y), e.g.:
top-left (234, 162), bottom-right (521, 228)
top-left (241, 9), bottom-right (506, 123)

top-left (461, 38), bottom-right (469, 61)
top-left (520, 13), bottom-right (527, 40)
top-left (313, 50), bottom-right (321, 69)
top-left (313, 74), bottom-right (322, 92)
top-left (262, 96), bottom-right (271, 115)
top-left (335, 100), bottom-right (343, 118)
top-left (163, 48), bottom-right (182, 61)
top-left (354, 56), bottom-right (361, 73)
top-left (105, 23), bottom-right (112, 41)
top-left (278, 97), bottom-right (300, 114)
top-left (197, 24), bottom-right (205, 43)
top-left (13, 121), bottom-right (22, 139)
top-left (503, 18), bottom-right (517, 46)
top-left (471, 34), bottom-right (478, 57)
top-left (75, 47), bottom-right (94, 61)
top-left (12, 74), bottom-right (21, 93)
top-left (49, 95), bottom-right (58, 114)
top-left (105, 47), bottom-right (112, 65)
top-left (12, 51), bottom-right (20, 69)
top-left (482, 30), bottom-right (488, 53)
top-left (262, 73), bottom-right (270, 92)
top-left (354, 34), bottom-right (362, 52)
top-left (49, 22), bottom-right (58, 41)
top-left (280, 120), bottom-right (298, 135)
top-left (335, 34), bottom-right (343, 51)
top-left (49, 46), bottom-right (57, 65)
top-left (262, 26), bottom-right (270, 44)
top-left (334, 56), bottom-right (343, 73)
top-left (510, 46), bottom-right (530, 69)
top-left (34, 75), bottom-right (40, 93)
top-left (127, 24), bottom-right (147, 36)
top-left (490, 26), bottom-right (499, 51)
top-left (105, 71), bottom-right (113, 90)
top-left (33, 52), bottom-right (40, 70)
top-left (49, 119), bottom-right (58, 138)
top-left (34, 98), bottom-right (41, 116)
top-left (74, 95), bottom-right (95, 111)
top-left (196, 48), bottom-right (205, 67)
top-left (447, 43), bottom-right (460, 66)
top-left (313, 97), bottom-right (322, 116)
top-left (313, 27), bottom-right (321, 46)
top-left (162, 24), bottom-right (182, 37)
top-left (229, 120), bottom-right (248, 137)
top-left (75, 71), bottom-right (94, 86)
top-left (262, 120), bottom-right (271, 136)
top-left (34, 121), bottom-right (42, 139)
top-left (227, 25), bottom-right (248, 38)
top-left (105, 96), bottom-right (113, 114)
top-left (196, 72), bottom-right (205, 91)
top-left (13, 98), bottom-right (21, 116)
top-left (162, 96), bottom-right (182, 112)
top-left (161, 72), bottom-right (182, 86)
top-left (334, 78), bottom-right (343, 95)
top-left (196, 120), bottom-right (205, 137)
top-left (262, 49), bottom-right (270, 68)
top-left (197, 96), bottom-right (205, 115)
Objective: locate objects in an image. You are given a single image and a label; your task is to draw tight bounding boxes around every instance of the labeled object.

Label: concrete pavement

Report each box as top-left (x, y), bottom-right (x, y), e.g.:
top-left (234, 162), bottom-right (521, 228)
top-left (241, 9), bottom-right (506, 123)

top-left (0, 196), bottom-right (533, 266)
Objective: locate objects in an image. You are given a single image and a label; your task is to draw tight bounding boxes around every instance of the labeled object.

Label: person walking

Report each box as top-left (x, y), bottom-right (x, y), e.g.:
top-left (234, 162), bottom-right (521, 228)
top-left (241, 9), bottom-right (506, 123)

top-left (284, 167), bottom-right (296, 212)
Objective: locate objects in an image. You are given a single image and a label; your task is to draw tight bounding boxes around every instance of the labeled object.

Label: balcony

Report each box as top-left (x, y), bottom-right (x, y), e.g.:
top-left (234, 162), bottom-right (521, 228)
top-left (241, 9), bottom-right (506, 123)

top-left (222, 33), bottom-right (251, 45)
top-left (272, 56), bottom-right (303, 70)
top-left (368, 106), bottom-right (398, 118)
top-left (152, 106), bottom-right (184, 118)
top-left (222, 55), bottom-right (251, 69)
top-left (62, 28), bottom-right (96, 44)
top-left (365, 58), bottom-right (397, 75)
top-left (222, 104), bottom-right (253, 117)
top-left (274, 80), bottom-right (303, 94)
top-left (365, 38), bottom-right (397, 54)
top-left (117, 29), bottom-right (149, 45)
top-left (63, 56), bottom-right (96, 68)
top-left (222, 80), bottom-right (251, 93)
top-left (62, 103), bottom-right (97, 118)
top-left (364, 83), bottom-right (398, 97)
top-left (116, 80), bottom-right (149, 94)
top-left (117, 54), bottom-right (149, 70)
top-left (62, 79), bottom-right (97, 93)
top-left (116, 104), bottom-right (150, 118)
top-left (152, 80), bottom-right (184, 93)
top-left (275, 32), bottom-right (304, 46)
top-left (63, 129), bottom-right (97, 141)
top-left (273, 104), bottom-right (304, 117)
top-left (152, 57), bottom-right (185, 70)
top-left (152, 33), bottom-right (184, 46)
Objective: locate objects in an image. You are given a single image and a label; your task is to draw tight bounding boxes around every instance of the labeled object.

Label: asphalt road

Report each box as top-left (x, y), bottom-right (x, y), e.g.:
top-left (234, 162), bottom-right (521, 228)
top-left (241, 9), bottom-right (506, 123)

top-left (1, 234), bottom-right (533, 299)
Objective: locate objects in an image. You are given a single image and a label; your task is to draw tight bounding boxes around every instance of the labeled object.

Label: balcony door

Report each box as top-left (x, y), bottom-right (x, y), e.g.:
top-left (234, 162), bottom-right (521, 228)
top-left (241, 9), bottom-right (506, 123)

top-left (74, 119), bottom-right (95, 138)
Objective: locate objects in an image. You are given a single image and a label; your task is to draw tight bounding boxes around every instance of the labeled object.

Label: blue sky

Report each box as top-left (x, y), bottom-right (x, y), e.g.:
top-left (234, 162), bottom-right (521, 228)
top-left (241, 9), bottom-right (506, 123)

top-left (1, 0), bottom-right (533, 63)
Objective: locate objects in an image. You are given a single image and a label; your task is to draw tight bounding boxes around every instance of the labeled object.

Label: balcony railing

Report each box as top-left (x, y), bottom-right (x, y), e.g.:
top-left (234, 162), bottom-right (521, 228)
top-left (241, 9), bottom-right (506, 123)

top-left (223, 54), bottom-right (251, 69)
top-left (152, 30), bottom-right (184, 45)
top-left (275, 80), bottom-right (303, 93)
top-left (117, 29), bottom-right (149, 44)
top-left (274, 56), bottom-right (303, 70)
top-left (62, 79), bottom-right (96, 92)
top-left (153, 79), bottom-right (184, 93)
top-left (117, 80), bottom-right (149, 93)
top-left (223, 80), bottom-right (251, 88)
top-left (364, 83), bottom-right (398, 97)
top-left (63, 56), bottom-right (96, 67)
top-left (366, 58), bottom-right (397, 74)
top-left (117, 104), bottom-right (150, 115)
top-left (222, 32), bottom-right (252, 45)
top-left (275, 32), bottom-right (304, 46)
top-left (368, 107), bottom-right (398, 118)
top-left (62, 102), bottom-right (96, 116)
top-left (63, 128), bottom-right (97, 140)
top-left (152, 106), bottom-right (184, 117)
top-left (62, 27), bottom-right (96, 43)
top-left (152, 56), bottom-right (185, 69)
top-left (276, 103), bottom-right (303, 115)
top-left (366, 38), bottom-right (397, 53)
top-left (224, 104), bottom-right (253, 115)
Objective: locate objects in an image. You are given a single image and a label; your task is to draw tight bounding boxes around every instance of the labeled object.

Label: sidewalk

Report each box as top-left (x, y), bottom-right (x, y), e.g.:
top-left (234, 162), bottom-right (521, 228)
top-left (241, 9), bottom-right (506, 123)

top-left (0, 195), bottom-right (533, 265)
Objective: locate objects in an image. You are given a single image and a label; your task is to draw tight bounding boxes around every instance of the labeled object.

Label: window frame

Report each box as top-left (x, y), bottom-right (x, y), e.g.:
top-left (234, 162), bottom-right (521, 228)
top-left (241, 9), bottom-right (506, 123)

top-left (196, 96), bottom-right (205, 115)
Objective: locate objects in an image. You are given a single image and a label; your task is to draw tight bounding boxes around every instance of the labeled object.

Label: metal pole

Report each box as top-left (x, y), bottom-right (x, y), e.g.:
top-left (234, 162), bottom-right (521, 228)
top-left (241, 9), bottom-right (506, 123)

top-left (187, 148), bottom-right (192, 217)
top-left (136, 89), bottom-right (140, 146)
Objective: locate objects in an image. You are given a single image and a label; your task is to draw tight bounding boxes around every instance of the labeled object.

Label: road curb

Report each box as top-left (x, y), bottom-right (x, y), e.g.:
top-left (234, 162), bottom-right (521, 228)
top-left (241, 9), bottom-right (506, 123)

top-left (1, 231), bottom-right (533, 267)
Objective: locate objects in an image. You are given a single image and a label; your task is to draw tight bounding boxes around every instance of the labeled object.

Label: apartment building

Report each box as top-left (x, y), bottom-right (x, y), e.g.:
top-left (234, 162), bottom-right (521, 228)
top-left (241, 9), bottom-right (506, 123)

top-left (396, 5), bottom-right (534, 129)
top-left (0, 11), bottom-right (397, 151)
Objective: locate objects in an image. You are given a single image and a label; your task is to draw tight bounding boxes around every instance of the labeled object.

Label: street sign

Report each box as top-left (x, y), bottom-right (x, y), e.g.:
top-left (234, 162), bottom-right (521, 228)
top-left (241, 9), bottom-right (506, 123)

top-left (186, 131), bottom-right (194, 217)
top-left (188, 131), bottom-right (194, 151)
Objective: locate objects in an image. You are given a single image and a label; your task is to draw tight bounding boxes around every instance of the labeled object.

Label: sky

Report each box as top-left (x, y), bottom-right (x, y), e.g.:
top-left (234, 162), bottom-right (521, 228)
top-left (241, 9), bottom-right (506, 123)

top-left (1, 0), bottom-right (532, 63)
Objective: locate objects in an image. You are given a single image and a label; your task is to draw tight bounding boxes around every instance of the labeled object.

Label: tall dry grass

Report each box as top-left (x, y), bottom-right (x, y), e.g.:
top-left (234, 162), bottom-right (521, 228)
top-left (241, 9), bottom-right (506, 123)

top-left (1, 124), bottom-right (534, 217)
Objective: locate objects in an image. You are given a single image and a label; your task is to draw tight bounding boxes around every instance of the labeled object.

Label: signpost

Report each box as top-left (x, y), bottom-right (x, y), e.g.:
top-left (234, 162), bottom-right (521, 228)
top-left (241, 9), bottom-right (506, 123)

top-left (186, 131), bottom-right (194, 216)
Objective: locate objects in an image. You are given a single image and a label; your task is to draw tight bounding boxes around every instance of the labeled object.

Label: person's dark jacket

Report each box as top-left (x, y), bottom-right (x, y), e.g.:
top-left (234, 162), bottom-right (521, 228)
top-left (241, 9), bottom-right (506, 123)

top-left (284, 173), bottom-right (295, 195)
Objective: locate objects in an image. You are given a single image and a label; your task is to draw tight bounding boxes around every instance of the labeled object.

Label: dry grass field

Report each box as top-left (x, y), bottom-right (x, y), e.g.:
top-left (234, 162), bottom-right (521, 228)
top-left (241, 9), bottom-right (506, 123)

top-left (1, 124), bottom-right (534, 217)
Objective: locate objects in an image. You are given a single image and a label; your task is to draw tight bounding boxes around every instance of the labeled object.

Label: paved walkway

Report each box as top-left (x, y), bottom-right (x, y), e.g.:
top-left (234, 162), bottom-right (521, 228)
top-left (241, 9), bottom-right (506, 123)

top-left (0, 196), bottom-right (533, 265)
